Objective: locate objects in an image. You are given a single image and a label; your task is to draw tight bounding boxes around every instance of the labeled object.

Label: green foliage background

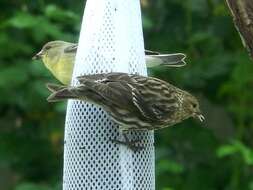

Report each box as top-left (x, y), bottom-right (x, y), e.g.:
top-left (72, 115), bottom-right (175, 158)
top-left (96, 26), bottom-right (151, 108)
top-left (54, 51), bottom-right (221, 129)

top-left (0, 0), bottom-right (253, 190)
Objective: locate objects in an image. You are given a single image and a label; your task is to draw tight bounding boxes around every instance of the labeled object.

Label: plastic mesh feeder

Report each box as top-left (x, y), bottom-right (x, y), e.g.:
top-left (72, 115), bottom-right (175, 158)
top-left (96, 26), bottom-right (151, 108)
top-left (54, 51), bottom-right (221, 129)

top-left (63, 0), bottom-right (155, 189)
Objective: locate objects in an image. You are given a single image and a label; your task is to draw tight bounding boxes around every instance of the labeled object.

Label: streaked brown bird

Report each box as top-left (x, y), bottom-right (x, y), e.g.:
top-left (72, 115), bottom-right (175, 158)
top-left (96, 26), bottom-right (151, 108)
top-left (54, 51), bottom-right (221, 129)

top-left (47, 72), bottom-right (204, 150)
top-left (33, 41), bottom-right (187, 85)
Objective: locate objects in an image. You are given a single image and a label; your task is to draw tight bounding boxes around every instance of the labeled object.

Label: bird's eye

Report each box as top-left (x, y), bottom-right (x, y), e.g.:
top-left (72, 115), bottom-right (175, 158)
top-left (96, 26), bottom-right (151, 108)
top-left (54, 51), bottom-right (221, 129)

top-left (44, 46), bottom-right (51, 50)
top-left (192, 103), bottom-right (197, 108)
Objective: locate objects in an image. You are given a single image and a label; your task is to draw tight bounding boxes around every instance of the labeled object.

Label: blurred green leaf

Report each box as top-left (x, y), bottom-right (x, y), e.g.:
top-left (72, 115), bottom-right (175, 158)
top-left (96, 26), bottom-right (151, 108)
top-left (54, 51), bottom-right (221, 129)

top-left (14, 182), bottom-right (56, 190)
top-left (142, 15), bottom-right (153, 29)
top-left (6, 12), bottom-right (38, 29)
top-left (0, 65), bottom-right (28, 89)
top-left (162, 187), bottom-right (174, 190)
top-left (217, 143), bottom-right (238, 158)
top-left (45, 4), bottom-right (79, 23)
top-left (249, 181), bottom-right (253, 190)
top-left (217, 141), bottom-right (253, 165)
top-left (157, 159), bottom-right (184, 175)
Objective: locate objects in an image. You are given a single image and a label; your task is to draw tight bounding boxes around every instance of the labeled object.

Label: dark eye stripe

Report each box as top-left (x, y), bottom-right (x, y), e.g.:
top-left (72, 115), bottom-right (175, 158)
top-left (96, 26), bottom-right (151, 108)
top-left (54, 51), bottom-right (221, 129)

top-left (44, 46), bottom-right (51, 50)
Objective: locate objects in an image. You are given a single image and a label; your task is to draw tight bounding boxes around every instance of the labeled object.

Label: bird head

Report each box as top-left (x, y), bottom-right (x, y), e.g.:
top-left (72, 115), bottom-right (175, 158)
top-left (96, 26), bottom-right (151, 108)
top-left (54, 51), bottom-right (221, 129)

top-left (181, 92), bottom-right (205, 122)
top-left (32, 41), bottom-right (70, 64)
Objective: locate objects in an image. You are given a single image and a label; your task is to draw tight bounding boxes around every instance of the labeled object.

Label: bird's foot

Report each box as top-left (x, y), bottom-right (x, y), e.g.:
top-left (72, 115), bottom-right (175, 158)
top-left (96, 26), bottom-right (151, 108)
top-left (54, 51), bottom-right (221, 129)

top-left (111, 138), bottom-right (144, 152)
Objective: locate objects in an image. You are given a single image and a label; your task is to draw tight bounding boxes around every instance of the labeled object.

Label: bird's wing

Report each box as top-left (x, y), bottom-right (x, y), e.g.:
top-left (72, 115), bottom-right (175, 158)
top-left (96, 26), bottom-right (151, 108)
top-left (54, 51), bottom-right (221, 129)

top-left (130, 77), bottom-right (178, 121)
top-left (46, 83), bottom-right (66, 93)
top-left (78, 73), bottom-right (157, 119)
top-left (64, 43), bottom-right (78, 53)
top-left (78, 73), bottom-right (177, 121)
top-left (79, 78), bottom-right (134, 109)
top-left (129, 85), bottom-right (170, 120)
top-left (77, 72), bottom-right (135, 83)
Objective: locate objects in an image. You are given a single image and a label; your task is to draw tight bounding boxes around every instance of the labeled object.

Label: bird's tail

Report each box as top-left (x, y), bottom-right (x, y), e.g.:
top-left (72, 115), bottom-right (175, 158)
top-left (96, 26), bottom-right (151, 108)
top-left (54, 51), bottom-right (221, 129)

top-left (46, 83), bottom-right (78, 102)
top-left (146, 53), bottom-right (186, 68)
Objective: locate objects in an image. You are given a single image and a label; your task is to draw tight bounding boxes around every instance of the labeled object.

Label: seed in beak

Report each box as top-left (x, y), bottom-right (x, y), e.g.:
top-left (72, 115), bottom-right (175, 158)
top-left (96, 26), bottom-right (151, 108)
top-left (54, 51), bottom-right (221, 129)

top-left (197, 114), bottom-right (205, 122)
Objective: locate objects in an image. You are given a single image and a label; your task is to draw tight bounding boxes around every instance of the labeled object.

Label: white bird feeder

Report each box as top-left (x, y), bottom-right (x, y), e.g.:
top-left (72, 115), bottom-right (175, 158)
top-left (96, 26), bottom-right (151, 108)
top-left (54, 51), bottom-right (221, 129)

top-left (63, 0), bottom-right (155, 189)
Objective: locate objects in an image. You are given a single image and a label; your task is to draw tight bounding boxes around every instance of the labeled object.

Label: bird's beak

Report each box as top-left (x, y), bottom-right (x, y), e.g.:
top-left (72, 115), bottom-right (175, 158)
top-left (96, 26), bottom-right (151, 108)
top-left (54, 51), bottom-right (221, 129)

top-left (194, 113), bottom-right (205, 122)
top-left (32, 50), bottom-right (44, 60)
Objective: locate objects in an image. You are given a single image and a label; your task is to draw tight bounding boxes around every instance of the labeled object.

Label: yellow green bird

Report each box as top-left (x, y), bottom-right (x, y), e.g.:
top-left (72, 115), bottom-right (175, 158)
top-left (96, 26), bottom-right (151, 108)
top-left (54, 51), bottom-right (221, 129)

top-left (33, 41), bottom-right (187, 85)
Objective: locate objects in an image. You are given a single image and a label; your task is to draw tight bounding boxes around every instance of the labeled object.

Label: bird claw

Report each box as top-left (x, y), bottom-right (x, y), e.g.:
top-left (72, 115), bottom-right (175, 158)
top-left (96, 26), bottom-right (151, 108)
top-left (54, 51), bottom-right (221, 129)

top-left (111, 139), bottom-right (144, 152)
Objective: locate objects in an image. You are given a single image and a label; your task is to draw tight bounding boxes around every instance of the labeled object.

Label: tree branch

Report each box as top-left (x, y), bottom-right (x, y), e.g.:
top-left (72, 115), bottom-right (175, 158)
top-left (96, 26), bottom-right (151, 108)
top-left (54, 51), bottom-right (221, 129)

top-left (226, 0), bottom-right (253, 59)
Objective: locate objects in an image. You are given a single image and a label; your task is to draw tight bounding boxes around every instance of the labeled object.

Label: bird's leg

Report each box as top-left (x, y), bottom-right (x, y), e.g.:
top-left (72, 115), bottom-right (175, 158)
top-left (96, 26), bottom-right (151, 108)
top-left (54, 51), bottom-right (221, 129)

top-left (111, 133), bottom-right (144, 152)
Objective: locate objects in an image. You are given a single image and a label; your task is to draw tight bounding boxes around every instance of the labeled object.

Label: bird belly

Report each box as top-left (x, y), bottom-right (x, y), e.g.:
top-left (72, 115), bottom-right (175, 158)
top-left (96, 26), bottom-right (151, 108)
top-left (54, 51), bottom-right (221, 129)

top-left (54, 58), bottom-right (74, 85)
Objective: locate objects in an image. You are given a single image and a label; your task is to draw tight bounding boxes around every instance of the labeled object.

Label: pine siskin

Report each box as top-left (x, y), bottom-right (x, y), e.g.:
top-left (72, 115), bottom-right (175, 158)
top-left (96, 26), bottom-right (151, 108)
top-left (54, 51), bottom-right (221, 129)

top-left (33, 41), bottom-right (186, 85)
top-left (46, 72), bottom-right (204, 150)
